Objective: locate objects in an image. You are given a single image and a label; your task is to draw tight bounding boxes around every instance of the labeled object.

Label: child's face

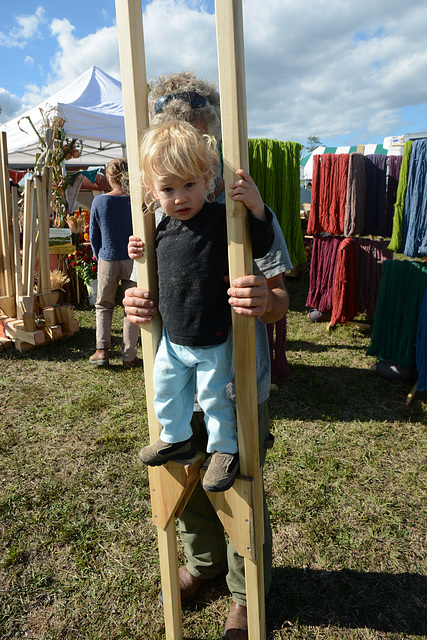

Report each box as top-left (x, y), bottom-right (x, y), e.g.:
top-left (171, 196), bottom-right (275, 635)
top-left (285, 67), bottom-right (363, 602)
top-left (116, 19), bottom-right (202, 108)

top-left (151, 173), bottom-right (210, 221)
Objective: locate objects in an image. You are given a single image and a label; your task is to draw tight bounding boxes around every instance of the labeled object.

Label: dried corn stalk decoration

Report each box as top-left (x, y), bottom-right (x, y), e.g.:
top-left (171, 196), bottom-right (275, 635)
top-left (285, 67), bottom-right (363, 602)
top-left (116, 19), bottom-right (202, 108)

top-left (18, 106), bottom-right (83, 226)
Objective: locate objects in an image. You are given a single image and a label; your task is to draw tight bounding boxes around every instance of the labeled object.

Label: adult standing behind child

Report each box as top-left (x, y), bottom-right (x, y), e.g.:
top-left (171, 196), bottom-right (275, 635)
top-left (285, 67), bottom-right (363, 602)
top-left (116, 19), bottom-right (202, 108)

top-left (137, 120), bottom-right (274, 493)
top-left (89, 159), bottom-right (140, 368)
top-left (124, 70), bottom-right (291, 639)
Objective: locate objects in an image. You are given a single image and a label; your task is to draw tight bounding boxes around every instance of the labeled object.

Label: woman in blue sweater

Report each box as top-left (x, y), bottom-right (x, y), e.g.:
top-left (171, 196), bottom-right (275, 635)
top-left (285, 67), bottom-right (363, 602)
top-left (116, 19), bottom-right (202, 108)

top-left (89, 159), bottom-right (140, 367)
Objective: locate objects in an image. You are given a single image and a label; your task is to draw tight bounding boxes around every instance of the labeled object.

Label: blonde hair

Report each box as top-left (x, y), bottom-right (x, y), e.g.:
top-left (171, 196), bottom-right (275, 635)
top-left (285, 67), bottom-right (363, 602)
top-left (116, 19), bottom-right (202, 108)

top-left (106, 158), bottom-right (129, 194)
top-left (148, 70), bottom-right (221, 143)
top-left (140, 121), bottom-right (219, 213)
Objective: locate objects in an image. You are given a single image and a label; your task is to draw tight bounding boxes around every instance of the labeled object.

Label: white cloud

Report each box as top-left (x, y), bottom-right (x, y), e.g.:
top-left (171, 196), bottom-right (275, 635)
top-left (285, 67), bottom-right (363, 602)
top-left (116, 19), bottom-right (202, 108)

top-left (143, 0), bottom-right (217, 82)
top-left (2, 0), bottom-right (427, 144)
top-left (6, 0), bottom-right (218, 122)
top-left (0, 6), bottom-right (45, 48)
top-left (48, 19), bottom-right (120, 87)
top-left (13, 19), bottom-right (121, 111)
top-left (240, 0), bottom-right (427, 143)
top-left (0, 88), bottom-right (25, 122)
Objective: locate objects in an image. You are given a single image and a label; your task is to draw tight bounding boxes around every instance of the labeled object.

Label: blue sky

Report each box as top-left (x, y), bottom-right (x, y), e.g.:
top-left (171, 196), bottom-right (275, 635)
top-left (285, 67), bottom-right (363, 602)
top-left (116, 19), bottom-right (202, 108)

top-left (1, 0), bottom-right (427, 151)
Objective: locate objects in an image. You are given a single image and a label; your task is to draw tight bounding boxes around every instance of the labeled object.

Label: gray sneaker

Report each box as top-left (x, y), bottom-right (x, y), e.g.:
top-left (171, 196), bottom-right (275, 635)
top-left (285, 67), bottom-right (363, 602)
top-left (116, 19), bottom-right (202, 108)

top-left (139, 436), bottom-right (196, 466)
top-left (202, 452), bottom-right (239, 492)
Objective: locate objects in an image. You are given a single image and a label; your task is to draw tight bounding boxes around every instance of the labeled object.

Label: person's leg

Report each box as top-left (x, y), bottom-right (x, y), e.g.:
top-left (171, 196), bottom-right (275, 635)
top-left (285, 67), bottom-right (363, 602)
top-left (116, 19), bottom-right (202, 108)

top-left (140, 332), bottom-right (198, 465)
top-left (94, 259), bottom-right (119, 349)
top-left (225, 399), bottom-right (273, 605)
top-left (152, 331), bottom-right (195, 443)
top-left (196, 334), bottom-right (237, 454)
top-left (120, 260), bottom-right (140, 362)
top-left (178, 411), bottom-right (228, 580)
top-left (122, 318), bottom-right (140, 363)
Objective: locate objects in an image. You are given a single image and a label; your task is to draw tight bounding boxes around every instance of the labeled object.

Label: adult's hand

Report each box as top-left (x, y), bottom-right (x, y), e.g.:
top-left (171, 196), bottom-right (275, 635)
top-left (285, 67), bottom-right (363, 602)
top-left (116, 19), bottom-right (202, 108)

top-left (123, 287), bottom-right (157, 324)
top-left (227, 273), bottom-right (288, 323)
top-left (227, 274), bottom-right (269, 317)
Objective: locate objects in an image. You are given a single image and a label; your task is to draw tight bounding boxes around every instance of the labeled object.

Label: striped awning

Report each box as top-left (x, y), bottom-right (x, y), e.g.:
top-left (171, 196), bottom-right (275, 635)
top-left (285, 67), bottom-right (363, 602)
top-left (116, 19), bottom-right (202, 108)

top-left (300, 144), bottom-right (393, 181)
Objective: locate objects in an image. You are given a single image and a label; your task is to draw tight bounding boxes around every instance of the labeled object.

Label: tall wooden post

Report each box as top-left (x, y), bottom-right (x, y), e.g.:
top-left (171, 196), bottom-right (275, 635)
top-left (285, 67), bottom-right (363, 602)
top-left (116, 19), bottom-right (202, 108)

top-left (0, 132), bottom-right (14, 298)
top-left (11, 186), bottom-right (22, 316)
top-left (215, 1), bottom-right (266, 638)
top-left (116, 2), bottom-right (265, 638)
top-left (115, 2), bottom-right (183, 638)
top-left (22, 178), bottom-right (37, 303)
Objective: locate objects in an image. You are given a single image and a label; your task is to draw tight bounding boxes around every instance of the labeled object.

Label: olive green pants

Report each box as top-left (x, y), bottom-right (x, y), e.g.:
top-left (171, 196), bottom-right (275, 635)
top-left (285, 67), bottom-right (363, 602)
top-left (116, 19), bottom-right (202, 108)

top-left (177, 400), bottom-right (273, 606)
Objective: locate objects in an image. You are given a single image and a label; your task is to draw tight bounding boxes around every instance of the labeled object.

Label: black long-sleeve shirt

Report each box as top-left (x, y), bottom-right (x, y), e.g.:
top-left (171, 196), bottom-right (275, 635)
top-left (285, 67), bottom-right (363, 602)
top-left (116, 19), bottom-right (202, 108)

top-left (156, 202), bottom-right (273, 347)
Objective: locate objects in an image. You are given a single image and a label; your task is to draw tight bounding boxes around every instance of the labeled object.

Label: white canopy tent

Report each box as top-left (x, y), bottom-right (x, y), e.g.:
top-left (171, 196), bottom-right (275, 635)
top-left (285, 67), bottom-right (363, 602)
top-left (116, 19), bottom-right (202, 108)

top-left (2, 66), bottom-right (126, 168)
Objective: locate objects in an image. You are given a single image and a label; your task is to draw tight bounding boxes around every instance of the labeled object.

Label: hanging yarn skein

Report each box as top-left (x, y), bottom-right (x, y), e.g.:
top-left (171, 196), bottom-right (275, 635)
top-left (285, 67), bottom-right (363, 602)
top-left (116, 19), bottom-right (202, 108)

top-left (248, 138), bottom-right (306, 267)
top-left (344, 153), bottom-right (366, 237)
top-left (401, 139), bottom-right (427, 258)
top-left (382, 155), bottom-right (403, 238)
top-left (367, 260), bottom-right (427, 369)
top-left (416, 288), bottom-right (427, 392)
top-left (363, 154), bottom-right (387, 236)
top-left (354, 238), bottom-right (393, 317)
top-left (388, 140), bottom-right (414, 252)
top-left (307, 154), bottom-right (322, 235)
top-left (306, 235), bottom-right (342, 313)
top-left (330, 237), bottom-right (358, 328)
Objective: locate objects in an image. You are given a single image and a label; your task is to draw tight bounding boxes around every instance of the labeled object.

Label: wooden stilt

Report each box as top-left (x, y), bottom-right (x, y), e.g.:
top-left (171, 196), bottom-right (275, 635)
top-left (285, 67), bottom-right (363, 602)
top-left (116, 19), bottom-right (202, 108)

top-left (21, 179), bottom-right (32, 296)
top-left (215, 2), bottom-right (266, 637)
top-left (115, 2), bottom-right (182, 639)
top-left (116, 2), bottom-right (265, 638)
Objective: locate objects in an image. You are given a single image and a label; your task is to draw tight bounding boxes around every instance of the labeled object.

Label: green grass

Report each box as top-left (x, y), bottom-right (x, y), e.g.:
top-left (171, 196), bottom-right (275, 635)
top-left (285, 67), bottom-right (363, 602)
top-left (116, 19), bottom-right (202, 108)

top-left (0, 279), bottom-right (426, 639)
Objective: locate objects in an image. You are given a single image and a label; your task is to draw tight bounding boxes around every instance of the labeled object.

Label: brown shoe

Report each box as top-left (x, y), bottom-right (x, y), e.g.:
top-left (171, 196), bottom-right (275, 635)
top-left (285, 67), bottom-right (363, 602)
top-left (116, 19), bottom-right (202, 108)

top-left (159, 566), bottom-right (206, 607)
top-left (223, 602), bottom-right (248, 640)
top-left (89, 349), bottom-right (109, 366)
top-left (123, 356), bottom-right (140, 369)
top-left (178, 566), bottom-right (206, 605)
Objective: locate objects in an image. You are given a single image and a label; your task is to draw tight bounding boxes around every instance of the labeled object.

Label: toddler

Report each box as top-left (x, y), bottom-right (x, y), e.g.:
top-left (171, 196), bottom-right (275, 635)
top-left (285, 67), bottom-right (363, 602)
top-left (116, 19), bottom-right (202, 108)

top-left (138, 121), bottom-right (273, 492)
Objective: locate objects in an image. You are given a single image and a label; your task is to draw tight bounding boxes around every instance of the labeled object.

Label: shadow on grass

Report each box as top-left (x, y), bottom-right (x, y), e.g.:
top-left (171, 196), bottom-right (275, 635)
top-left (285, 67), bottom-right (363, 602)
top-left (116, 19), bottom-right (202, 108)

top-left (269, 363), bottom-right (425, 424)
top-left (287, 338), bottom-right (370, 353)
top-left (2, 325), bottom-right (136, 366)
top-left (267, 566), bottom-right (427, 636)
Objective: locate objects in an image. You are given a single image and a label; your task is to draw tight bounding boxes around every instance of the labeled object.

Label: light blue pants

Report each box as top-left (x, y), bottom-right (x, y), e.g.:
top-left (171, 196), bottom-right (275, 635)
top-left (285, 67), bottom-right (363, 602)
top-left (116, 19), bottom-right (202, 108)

top-left (153, 328), bottom-right (237, 454)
